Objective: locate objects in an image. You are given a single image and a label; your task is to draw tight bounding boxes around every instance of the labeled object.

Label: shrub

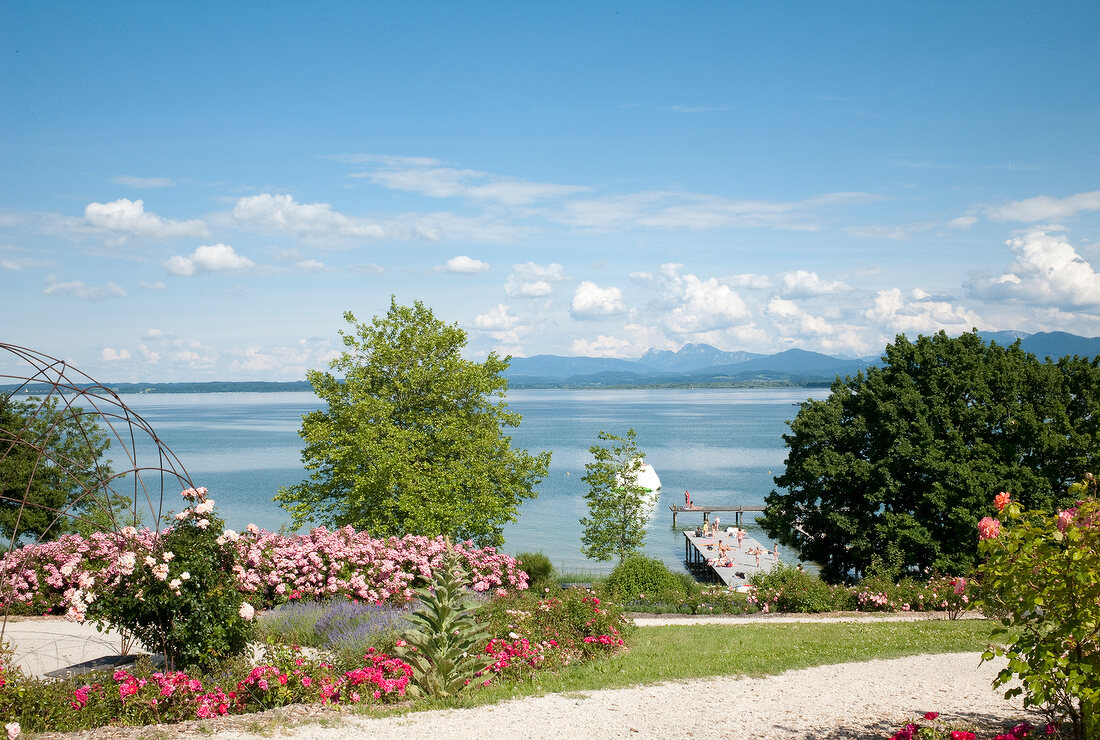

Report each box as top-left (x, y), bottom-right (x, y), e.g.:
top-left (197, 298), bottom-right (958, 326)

top-left (605, 555), bottom-right (685, 601)
top-left (978, 482), bottom-right (1100, 740)
top-left (515, 551), bottom-right (556, 591)
top-left (86, 488), bottom-right (255, 672)
top-left (478, 586), bottom-right (632, 667)
top-left (749, 563), bottom-right (844, 613)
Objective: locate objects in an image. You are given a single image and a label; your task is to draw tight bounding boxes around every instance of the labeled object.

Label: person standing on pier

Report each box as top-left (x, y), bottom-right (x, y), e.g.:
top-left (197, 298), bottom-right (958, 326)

top-left (736, 528), bottom-right (745, 549)
top-left (685, 490), bottom-right (692, 509)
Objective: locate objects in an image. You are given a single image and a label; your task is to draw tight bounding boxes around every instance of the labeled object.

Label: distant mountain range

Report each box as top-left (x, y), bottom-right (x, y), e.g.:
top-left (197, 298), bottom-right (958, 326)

top-left (503, 331), bottom-right (1100, 389)
top-left (3, 331), bottom-right (1098, 394)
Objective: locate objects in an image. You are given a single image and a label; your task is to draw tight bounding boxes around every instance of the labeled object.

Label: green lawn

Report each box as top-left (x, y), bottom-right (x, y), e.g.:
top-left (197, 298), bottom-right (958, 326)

top-left (414, 619), bottom-right (1002, 711)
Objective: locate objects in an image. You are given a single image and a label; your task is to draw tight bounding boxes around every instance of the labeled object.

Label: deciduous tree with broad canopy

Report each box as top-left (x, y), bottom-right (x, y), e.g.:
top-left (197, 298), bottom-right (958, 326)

top-left (0, 395), bottom-right (117, 541)
top-left (276, 298), bottom-right (550, 547)
top-left (760, 330), bottom-right (1100, 583)
top-left (580, 428), bottom-right (651, 563)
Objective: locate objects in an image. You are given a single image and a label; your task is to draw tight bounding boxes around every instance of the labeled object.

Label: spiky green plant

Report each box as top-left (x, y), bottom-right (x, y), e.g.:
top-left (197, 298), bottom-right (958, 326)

top-left (394, 551), bottom-right (494, 697)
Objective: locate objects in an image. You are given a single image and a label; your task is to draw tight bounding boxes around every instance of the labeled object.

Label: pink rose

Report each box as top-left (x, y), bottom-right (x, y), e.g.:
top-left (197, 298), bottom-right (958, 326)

top-left (1057, 508), bottom-right (1076, 532)
top-left (978, 517), bottom-right (1000, 540)
top-left (994, 491), bottom-right (1011, 512)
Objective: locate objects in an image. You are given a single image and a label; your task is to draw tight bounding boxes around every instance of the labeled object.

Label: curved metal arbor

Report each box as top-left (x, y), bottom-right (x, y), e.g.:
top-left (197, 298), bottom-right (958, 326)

top-left (0, 343), bottom-right (193, 657)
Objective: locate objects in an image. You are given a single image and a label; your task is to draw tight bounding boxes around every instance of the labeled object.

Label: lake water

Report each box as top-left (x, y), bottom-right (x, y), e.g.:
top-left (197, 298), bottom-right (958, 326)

top-left (109, 388), bottom-right (828, 574)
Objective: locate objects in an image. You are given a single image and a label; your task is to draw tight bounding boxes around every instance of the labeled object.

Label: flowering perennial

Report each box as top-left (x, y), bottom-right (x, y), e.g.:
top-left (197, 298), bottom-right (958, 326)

top-left (0, 516), bottom-right (526, 617)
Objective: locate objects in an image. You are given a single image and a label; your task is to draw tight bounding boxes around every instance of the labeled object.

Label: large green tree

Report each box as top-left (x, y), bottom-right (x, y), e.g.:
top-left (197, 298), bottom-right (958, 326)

top-left (580, 428), bottom-right (651, 563)
top-left (275, 299), bottom-right (551, 547)
top-left (760, 331), bottom-right (1100, 583)
top-left (0, 395), bottom-right (116, 541)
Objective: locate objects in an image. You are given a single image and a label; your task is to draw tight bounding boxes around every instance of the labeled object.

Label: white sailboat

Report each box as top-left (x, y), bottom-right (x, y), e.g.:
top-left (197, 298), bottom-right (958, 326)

top-left (616, 459), bottom-right (662, 519)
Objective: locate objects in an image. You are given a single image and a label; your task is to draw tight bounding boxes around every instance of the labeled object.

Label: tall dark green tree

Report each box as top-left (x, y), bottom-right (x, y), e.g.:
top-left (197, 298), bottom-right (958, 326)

top-left (580, 428), bottom-right (650, 563)
top-left (275, 298), bottom-right (551, 547)
top-left (760, 331), bottom-right (1100, 583)
top-left (0, 395), bottom-right (115, 541)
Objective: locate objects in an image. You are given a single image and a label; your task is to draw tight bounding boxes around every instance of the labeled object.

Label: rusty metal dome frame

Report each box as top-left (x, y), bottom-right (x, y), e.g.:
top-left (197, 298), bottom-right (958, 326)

top-left (0, 343), bottom-right (195, 659)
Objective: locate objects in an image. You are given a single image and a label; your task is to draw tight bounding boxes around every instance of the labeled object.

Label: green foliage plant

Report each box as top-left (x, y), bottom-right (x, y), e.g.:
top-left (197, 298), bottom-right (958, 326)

top-left (580, 428), bottom-right (651, 563)
top-left (478, 587), bottom-right (633, 665)
top-left (749, 563), bottom-right (847, 613)
top-left (0, 394), bottom-right (123, 541)
top-left (87, 488), bottom-right (255, 672)
top-left (977, 479), bottom-right (1100, 740)
top-left (394, 550), bottom-right (494, 697)
top-left (275, 298), bottom-right (551, 547)
top-left (761, 331), bottom-right (1100, 583)
top-left (515, 551), bottom-right (556, 592)
top-left (605, 554), bottom-right (685, 601)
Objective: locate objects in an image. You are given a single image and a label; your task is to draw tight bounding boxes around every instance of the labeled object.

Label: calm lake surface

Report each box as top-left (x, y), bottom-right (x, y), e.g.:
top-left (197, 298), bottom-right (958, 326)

top-left (111, 388), bottom-right (829, 574)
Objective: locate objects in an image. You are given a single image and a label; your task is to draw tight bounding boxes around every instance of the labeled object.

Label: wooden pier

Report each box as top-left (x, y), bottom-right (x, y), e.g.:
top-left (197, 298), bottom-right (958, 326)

top-left (683, 527), bottom-right (779, 587)
top-left (669, 504), bottom-right (766, 528)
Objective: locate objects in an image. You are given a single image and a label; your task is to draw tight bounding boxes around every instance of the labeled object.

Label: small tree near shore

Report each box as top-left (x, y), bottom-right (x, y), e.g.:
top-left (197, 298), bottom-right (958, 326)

top-left (580, 429), bottom-right (650, 563)
top-left (276, 298), bottom-right (550, 547)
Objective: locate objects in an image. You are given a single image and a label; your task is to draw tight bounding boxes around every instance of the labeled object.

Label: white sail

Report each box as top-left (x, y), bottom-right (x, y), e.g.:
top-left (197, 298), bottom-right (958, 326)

top-left (616, 460), bottom-right (662, 519)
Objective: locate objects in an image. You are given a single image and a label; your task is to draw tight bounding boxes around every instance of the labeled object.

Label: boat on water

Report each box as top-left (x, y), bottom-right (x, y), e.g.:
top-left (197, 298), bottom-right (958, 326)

top-left (615, 460), bottom-right (662, 518)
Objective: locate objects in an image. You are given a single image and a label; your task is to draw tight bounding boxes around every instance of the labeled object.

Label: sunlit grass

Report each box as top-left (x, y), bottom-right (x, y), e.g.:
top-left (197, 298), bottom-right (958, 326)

top-left (380, 618), bottom-right (1002, 712)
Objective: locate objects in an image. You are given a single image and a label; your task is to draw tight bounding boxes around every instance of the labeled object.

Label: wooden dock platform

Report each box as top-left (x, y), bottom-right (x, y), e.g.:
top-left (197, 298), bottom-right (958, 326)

top-left (670, 504), bottom-right (766, 528)
top-left (683, 527), bottom-right (779, 586)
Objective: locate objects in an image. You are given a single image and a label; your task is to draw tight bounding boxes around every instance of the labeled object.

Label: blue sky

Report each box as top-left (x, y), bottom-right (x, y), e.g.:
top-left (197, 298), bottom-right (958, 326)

top-left (2, 2), bottom-right (1099, 381)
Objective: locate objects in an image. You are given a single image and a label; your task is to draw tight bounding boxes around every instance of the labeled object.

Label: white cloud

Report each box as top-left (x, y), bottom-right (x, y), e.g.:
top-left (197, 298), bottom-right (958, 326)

top-left (165, 243), bottom-right (255, 276)
top-left (969, 230), bottom-right (1100, 309)
top-left (947, 215), bottom-right (978, 229)
top-left (232, 194), bottom-right (385, 239)
top-left (42, 275), bottom-right (126, 299)
top-left (506, 262), bottom-right (566, 297)
top-left (557, 190), bottom-right (879, 232)
top-left (1, 255), bottom-right (48, 270)
top-left (474, 304), bottom-right (519, 331)
top-left (84, 199), bottom-right (209, 238)
top-left (295, 259), bottom-right (326, 272)
top-left (571, 334), bottom-right (637, 357)
top-left (442, 255), bottom-right (490, 273)
top-left (139, 281), bottom-right (168, 290)
top-left (348, 155), bottom-right (588, 206)
top-left (843, 222), bottom-right (936, 240)
top-left (865, 287), bottom-right (981, 335)
top-left (571, 281), bottom-right (626, 319)
top-left (765, 297), bottom-right (834, 336)
top-left (778, 270), bottom-right (850, 297)
top-left (726, 273), bottom-right (772, 290)
top-left (110, 175), bottom-right (174, 188)
top-left (138, 344), bottom-right (160, 363)
top-left (100, 347), bottom-right (131, 361)
top-left (987, 191), bottom-right (1100, 222)
top-left (657, 264), bottom-right (751, 334)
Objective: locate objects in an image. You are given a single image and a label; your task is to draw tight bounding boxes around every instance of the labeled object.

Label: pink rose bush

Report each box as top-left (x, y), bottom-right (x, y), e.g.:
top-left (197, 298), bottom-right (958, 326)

top-left (0, 491), bottom-right (527, 617)
top-left (978, 516), bottom-right (1001, 540)
top-left (889, 712), bottom-right (1058, 739)
top-left (978, 476), bottom-right (1100, 740)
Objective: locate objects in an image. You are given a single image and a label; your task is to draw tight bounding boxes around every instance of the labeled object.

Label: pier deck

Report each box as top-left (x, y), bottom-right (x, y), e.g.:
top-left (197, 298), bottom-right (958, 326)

top-left (683, 527), bottom-right (779, 587)
top-left (670, 504), bottom-right (766, 528)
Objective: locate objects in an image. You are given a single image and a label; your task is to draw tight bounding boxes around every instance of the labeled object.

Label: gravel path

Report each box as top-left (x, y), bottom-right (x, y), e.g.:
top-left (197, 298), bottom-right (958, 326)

top-left (25, 614), bottom-right (1038, 740)
top-left (195, 651), bottom-right (1031, 740)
